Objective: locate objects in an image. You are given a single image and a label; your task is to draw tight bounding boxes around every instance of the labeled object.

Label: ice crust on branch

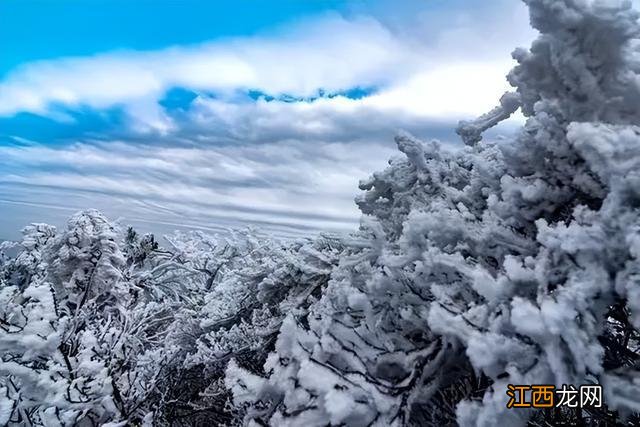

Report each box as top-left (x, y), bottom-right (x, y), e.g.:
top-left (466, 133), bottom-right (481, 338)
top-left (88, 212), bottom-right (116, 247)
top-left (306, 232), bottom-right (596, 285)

top-left (2, 0), bottom-right (640, 426)
top-left (456, 92), bottom-right (521, 146)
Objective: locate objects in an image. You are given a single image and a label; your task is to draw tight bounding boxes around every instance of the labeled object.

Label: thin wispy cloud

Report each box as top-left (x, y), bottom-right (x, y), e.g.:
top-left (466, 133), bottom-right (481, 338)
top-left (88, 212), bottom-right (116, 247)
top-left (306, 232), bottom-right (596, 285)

top-left (0, 138), bottom-right (395, 238)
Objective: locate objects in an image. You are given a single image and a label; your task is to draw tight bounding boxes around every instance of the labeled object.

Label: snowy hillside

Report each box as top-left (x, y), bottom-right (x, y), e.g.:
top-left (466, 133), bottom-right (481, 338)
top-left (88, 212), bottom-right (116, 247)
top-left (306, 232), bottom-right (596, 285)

top-left (2, 0), bottom-right (640, 425)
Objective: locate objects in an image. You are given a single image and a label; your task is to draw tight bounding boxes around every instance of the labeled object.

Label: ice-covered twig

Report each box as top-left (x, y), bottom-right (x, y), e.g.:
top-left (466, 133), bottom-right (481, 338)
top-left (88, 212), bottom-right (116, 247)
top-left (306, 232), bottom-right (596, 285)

top-left (456, 92), bottom-right (521, 146)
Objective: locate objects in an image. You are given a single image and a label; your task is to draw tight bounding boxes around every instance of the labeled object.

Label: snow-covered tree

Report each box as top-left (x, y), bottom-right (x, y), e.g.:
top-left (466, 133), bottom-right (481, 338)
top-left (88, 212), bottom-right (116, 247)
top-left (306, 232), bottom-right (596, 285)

top-left (146, 229), bottom-right (344, 425)
top-left (227, 0), bottom-right (640, 425)
top-left (2, 0), bottom-right (640, 426)
top-left (0, 215), bottom-right (126, 426)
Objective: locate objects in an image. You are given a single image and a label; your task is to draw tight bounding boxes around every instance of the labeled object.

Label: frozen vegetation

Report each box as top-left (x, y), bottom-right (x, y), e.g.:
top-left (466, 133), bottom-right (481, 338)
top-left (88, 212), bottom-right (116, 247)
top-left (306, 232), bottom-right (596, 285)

top-left (2, 0), bottom-right (640, 425)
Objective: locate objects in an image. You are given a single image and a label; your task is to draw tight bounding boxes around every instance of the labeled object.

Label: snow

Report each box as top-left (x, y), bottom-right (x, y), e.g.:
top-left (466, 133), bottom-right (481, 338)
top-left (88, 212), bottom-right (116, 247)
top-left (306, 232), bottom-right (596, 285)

top-left (2, 0), bottom-right (640, 425)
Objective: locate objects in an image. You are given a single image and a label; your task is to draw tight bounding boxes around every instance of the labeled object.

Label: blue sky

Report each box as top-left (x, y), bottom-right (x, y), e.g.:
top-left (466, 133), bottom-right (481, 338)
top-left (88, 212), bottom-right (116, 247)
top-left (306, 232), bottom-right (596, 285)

top-left (0, 0), bottom-right (536, 239)
top-left (0, 0), bottom-right (355, 76)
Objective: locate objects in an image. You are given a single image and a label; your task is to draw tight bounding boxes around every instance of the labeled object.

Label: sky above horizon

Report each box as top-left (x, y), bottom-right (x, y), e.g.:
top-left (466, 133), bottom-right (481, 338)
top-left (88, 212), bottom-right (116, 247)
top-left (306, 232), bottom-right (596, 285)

top-left (0, 0), bottom-right (537, 240)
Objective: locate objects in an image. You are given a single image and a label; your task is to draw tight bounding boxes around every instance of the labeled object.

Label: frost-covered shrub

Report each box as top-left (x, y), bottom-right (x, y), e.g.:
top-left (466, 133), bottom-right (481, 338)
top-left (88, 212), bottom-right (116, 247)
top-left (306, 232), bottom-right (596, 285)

top-left (150, 230), bottom-right (344, 425)
top-left (227, 0), bottom-right (640, 425)
top-left (2, 0), bottom-right (640, 426)
top-left (0, 215), bottom-right (344, 426)
top-left (0, 213), bottom-right (127, 426)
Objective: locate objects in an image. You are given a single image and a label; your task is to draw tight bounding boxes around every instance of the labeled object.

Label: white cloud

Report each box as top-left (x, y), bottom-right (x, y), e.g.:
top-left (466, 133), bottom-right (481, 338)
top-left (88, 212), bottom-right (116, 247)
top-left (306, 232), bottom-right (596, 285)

top-left (362, 61), bottom-right (517, 118)
top-left (0, 3), bottom-right (536, 130)
top-left (0, 16), bottom-right (417, 120)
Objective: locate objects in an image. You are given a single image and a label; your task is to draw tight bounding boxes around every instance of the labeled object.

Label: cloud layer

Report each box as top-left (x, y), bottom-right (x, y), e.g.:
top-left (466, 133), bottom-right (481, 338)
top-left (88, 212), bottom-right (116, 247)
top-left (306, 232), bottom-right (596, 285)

top-left (0, 138), bottom-right (397, 239)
